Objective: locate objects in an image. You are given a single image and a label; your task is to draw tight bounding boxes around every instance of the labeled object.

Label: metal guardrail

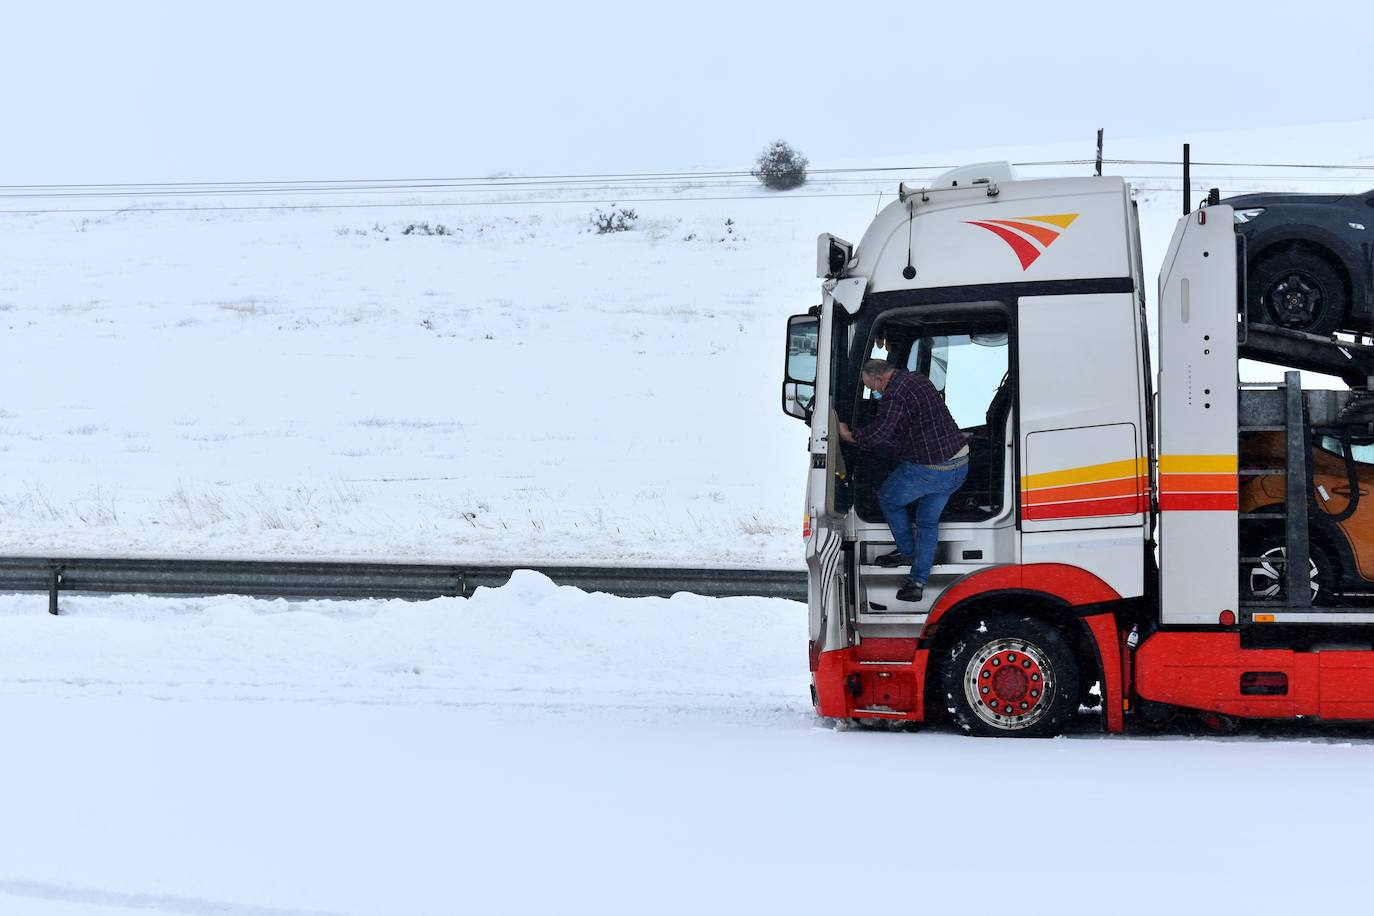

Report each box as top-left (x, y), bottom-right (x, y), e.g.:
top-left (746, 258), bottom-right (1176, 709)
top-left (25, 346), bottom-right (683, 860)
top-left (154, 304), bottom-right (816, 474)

top-left (0, 557), bottom-right (808, 614)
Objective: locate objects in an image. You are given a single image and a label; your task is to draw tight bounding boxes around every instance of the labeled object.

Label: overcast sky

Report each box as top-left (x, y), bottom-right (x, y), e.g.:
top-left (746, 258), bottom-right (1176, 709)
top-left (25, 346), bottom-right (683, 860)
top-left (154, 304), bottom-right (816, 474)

top-left (3, 0), bottom-right (1370, 183)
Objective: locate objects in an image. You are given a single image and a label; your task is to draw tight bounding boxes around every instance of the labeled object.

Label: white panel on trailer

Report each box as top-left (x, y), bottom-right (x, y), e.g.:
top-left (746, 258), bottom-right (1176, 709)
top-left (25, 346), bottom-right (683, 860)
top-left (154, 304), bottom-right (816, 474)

top-left (1156, 206), bottom-right (1240, 624)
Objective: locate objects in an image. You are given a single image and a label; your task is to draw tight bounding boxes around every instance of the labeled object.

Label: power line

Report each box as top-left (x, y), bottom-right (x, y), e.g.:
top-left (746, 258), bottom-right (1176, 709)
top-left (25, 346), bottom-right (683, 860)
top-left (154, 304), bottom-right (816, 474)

top-left (1103, 158), bottom-right (1374, 171)
top-left (2, 173), bottom-right (1367, 208)
top-left (3, 156), bottom-right (1369, 197)
top-left (0, 191), bottom-right (894, 216)
top-left (0, 157), bottom-right (1366, 216)
top-left (0, 185), bottom-right (1348, 217)
top-left (0, 163), bottom-right (962, 193)
top-left (0, 182), bottom-right (779, 201)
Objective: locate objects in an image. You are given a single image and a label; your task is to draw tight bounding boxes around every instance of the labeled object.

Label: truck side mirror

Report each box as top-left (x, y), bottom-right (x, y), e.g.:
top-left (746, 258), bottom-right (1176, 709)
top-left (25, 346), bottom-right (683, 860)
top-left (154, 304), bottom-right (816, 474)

top-left (783, 314), bottom-right (820, 421)
top-left (783, 381), bottom-right (815, 420)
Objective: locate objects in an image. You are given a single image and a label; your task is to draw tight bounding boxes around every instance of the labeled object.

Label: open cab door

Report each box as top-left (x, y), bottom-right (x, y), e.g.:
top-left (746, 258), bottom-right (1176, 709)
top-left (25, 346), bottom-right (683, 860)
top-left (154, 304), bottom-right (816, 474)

top-left (784, 272), bottom-right (862, 669)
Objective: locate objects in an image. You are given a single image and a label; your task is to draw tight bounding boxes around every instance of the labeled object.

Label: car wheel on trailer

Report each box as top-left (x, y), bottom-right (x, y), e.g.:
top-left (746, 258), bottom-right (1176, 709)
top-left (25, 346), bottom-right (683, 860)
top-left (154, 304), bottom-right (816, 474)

top-left (1249, 251), bottom-right (1346, 337)
top-left (942, 614), bottom-right (1080, 738)
top-left (1240, 537), bottom-right (1334, 605)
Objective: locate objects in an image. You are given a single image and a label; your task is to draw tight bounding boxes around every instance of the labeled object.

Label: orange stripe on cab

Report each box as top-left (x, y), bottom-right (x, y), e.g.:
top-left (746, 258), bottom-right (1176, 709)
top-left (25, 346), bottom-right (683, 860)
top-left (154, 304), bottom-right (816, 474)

top-left (1022, 475), bottom-right (1146, 507)
top-left (1158, 473), bottom-right (1236, 494)
top-left (984, 219), bottom-right (1060, 247)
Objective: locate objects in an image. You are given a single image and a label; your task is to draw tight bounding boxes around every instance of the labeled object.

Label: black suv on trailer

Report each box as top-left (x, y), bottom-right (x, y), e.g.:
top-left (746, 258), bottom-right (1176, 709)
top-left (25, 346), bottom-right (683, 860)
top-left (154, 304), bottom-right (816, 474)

top-left (1225, 188), bottom-right (1374, 337)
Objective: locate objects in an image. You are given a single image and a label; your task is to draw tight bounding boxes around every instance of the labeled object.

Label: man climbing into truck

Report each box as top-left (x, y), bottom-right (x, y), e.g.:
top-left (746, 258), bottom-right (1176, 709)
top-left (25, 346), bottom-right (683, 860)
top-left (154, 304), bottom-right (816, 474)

top-left (838, 358), bottom-right (969, 602)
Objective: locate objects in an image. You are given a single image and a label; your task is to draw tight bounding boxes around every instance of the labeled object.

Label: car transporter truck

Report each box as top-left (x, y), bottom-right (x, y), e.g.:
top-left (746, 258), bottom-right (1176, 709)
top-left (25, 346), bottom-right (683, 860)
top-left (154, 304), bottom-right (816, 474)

top-left (782, 161), bottom-right (1374, 736)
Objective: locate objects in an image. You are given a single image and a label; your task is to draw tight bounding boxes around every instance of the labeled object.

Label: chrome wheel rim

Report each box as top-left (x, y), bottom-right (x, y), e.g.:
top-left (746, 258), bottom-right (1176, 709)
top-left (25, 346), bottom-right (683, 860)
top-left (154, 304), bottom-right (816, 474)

top-left (1247, 546), bottom-right (1319, 601)
top-left (963, 638), bottom-right (1055, 731)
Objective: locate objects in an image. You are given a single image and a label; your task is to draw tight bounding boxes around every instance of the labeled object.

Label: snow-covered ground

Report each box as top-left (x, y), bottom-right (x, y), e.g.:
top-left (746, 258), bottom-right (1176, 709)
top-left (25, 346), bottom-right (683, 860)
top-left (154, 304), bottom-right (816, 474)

top-left (3, 577), bottom-right (1371, 915)
top-left (0, 197), bottom-right (813, 568)
top-left (4, 119), bottom-right (1372, 566)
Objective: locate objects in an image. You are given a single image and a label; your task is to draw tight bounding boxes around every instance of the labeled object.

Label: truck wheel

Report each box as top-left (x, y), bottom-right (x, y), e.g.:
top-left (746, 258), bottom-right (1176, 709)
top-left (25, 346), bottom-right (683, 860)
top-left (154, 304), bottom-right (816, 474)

top-left (1249, 251), bottom-right (1346, 337)
top-left (942, 614), bottom-right (1080, 738)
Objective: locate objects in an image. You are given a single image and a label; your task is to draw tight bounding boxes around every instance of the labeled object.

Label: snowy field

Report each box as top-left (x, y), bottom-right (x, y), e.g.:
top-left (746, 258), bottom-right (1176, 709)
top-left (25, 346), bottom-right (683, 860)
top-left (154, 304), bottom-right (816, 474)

top-left (3, 119), bottom-right (1372, 567)
top-left (3, 577), bottom-right (1372, 915)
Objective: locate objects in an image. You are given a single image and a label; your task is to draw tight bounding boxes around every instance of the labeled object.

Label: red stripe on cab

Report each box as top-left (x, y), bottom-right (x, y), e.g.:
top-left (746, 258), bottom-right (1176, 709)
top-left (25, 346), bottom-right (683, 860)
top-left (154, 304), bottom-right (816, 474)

top-left (1158, 493), bottom-right (1238, 511)
top-left (1021, 494), bottom-right (1145, 521)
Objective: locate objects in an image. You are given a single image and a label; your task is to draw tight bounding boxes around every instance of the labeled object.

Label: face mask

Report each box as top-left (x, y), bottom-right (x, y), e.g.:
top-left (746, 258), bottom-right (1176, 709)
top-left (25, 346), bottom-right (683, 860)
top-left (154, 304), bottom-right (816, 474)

top-left (871, 390), bottom-right (882, 400)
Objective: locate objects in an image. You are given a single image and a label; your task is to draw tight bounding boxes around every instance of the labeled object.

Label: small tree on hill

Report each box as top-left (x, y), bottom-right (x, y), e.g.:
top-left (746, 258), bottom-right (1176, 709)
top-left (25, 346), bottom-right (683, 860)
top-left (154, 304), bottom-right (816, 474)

top-left (751, 140), bottom-right (809, 191)
top-left (590, 205), bottom-right (638, 234)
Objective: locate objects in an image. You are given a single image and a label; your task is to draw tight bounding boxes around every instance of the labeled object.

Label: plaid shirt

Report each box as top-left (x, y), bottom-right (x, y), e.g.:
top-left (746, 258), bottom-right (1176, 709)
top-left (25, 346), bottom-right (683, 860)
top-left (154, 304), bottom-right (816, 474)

top-left (853, 369), bottom-right (966, 464)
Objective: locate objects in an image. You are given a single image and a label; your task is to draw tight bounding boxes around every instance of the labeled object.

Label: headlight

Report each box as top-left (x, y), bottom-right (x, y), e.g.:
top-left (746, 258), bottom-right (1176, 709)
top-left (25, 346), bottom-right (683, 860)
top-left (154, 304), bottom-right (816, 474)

top-left (1233, 208), bottom-right (1265, 224)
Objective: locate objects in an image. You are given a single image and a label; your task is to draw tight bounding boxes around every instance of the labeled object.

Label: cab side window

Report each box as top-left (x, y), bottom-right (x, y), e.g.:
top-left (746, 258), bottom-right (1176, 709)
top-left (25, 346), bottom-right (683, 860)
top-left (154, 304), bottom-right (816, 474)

top-left (850, 306), bottom-right (1011, 523)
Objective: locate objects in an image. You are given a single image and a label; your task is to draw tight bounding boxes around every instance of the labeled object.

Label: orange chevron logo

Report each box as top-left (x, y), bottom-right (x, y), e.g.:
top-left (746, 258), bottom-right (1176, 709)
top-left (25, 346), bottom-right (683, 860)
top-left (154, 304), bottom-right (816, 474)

top-left (964, 213), bottom-right (1080, 270)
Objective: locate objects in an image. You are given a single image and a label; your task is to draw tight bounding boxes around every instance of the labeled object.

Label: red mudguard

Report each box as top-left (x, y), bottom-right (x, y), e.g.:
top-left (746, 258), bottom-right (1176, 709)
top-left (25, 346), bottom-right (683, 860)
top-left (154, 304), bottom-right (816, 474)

top-left (813, 564), bottom-right (1127, 730)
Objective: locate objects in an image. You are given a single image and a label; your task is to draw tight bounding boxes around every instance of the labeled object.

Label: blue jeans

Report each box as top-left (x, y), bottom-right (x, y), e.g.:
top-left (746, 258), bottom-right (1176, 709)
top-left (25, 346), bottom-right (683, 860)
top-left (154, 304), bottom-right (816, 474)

top-left (878, 460), bottom-right (969, 584)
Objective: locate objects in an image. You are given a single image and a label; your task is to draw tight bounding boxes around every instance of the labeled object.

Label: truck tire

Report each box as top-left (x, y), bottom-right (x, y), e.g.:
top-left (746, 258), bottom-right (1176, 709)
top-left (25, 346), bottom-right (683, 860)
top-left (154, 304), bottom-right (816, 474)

top-left (1249, 251), bottom-right (1346, 337)
top-left (942, 613), bottom-right (1080, 738)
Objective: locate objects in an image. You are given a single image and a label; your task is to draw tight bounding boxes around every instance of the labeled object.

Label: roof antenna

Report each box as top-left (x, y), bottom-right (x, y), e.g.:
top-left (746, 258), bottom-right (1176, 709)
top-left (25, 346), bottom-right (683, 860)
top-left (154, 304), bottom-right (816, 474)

top-left (1094, 128), bottom-right (1104, 177)
top-left (902, 206), bottom-right (916, 280)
